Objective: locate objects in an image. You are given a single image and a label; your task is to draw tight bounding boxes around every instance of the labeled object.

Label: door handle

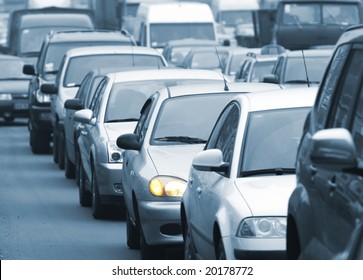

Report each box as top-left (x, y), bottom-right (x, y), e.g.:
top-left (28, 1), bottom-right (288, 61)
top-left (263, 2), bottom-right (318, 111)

top-left (328, 176), bottom-right (337, 192)
top-left (309, 165), bottom-right (317, 176)
top-left (81, 130), bottom-right (87, 136)
top-left (196, 187), bottom-right (202, 195)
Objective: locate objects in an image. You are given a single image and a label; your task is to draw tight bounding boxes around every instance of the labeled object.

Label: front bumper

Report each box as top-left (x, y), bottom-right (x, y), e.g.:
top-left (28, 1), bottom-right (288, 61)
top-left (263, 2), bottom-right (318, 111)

top-left (138, 200), bottom-right (183, 246)
top-left (29, 104), bottom-right (52, 131)
top-left (0, 100), bottom-right (29, 118)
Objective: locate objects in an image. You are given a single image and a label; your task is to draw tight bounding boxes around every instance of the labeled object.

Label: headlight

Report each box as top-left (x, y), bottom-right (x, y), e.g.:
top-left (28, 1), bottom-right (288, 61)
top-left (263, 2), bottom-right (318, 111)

top-left (237, 217), bottom-right (286, 238)
top-left (36, 90), bottom-right (52, 103)
top-left (0, 93), bottom-right (12, 101)
top-left (149, 176), bottom-right (187, 197)
top-left (107, 141), bottom-right (123, 163)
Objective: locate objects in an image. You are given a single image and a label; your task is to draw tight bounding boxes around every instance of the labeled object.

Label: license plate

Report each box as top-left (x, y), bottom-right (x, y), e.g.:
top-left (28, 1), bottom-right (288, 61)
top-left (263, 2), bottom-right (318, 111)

top-left (14, 103), bottom-right (29, 110)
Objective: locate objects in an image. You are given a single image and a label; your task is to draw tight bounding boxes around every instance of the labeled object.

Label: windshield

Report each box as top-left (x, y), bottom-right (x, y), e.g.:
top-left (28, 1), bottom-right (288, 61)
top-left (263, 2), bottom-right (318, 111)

top-left (240, 108), bottom-right (310, 175)
top-left (152, 94), bottom-right (235, 145)
top-left (250, 60), bottom-right (276, 82)
top-left (284, 55), bottom-right (330, 83)
top-left (42, 41), bottom-right (132, 75)
top-left (105, 79), bottom-right (222, 123)
top-left (64, 54), bottom-right (164, 87)
top-left (220, 10), bottom-right (253, 27)
top-left (150, 23), bottom-right (215, 48)
top-left (0, 58), bottom-right (28, 79)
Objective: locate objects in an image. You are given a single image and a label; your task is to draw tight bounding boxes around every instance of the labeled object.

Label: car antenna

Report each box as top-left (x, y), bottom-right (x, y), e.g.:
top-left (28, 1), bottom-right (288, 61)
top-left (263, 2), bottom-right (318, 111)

top-left (215, 46), bottom-right (229, 91)
top-left (301, 49), bottom-right (310, 87)
top-left (121, 29), bottom-right (135, 66)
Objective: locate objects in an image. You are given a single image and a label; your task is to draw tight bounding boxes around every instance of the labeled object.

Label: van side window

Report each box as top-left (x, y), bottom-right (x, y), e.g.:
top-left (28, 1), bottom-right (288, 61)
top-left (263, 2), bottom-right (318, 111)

top-left (328, 47), bottom-right (363, 129)
top-left (314, 44), bottom-right (350, 130)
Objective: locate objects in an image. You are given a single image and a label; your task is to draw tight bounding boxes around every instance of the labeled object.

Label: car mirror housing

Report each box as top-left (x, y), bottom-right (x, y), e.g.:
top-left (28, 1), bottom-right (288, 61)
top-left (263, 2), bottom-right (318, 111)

top-left (263, 74), bottom-right (278, 84)
top-left (74, 109), bottom-right (96, 125)
top-left (192, 149), bottom-right (230, 173)
top-left (40, 83), bottom-right (58, 94)
top-left (64, 98), bottom-right (83, 111)
top-left (23, 64), bottom-right (36, 76)
top-left (117, 133), bottom-right (141, 151)
top-left (311, 128), bottom-right (358, 172)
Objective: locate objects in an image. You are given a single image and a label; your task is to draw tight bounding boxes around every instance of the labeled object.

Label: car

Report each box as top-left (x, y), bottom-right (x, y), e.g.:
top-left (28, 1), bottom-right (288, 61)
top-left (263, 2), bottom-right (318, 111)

top-left (0, 54), bottom-right (30, 122)
top-left (43, 45), bottom-right (167, 170)
top-left (263, 49), bottom-right (333, 87)
top-left (161, 38), bottom-right (219, 67)
top-left (286, 24), bottom-right (363, 260)
top-left (179, 46), bottom-right (230, 71)
top-left (181, 86), bottom-right (317, 260)
top-left (63, 68), bottom-right (115, 180)
top-left (235, 53), bottom-right (278, 83)
top-left (116, 81), bottom-right (283, 259)
top-left (74, 68), bottom-right (229, 219)
top-left (6, 6), bottom-right (94, 63)
top-left (23, 30), bottom-right (135, 154)
top-left (272, 0), bottom-right (363, 50)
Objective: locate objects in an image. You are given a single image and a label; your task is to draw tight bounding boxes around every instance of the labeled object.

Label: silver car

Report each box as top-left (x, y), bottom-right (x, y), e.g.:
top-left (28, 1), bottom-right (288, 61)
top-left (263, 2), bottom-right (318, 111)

top-left (116, 82), bottom-right (282, 259)
top-left (74, 68), bottom-right (229, 219)
top-left (181, 87), bottom-right (318, 260)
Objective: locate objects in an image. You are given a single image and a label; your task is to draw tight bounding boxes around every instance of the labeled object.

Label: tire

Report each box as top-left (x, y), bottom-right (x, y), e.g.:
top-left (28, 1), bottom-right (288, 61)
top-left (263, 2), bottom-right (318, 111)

top-left (126, 210), bottom-right (140, 249)
top-left (139, 225), bottom-right (164, 260)
top-left (216, 238), bottom-right (226, 260)
top-left (286, 219), bottom-right (300, 260)
top-left (184, 223), bottom-right (195, 260)
top-left (91, 167), bottom-right (105, 219)
top-left (75, 147), bottom-right (81, 186)
top-left (64, 149), bottom-right (75, 179)
top-left (79, 162), bottom-right (91, 207)
top-left (57, 128), bottom-right (65, 170)
top-left (30, 128), bottom-right (50, 154)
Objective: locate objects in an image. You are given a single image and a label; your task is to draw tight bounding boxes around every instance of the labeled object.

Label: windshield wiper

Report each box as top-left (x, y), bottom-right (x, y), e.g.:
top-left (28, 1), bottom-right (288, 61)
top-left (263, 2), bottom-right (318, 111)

top-left (241, 168), bottom-right (296, 177)
top-left (153, 136), bottom-right (207, 144)
top-left (106, 118), bottom-right (139, 123)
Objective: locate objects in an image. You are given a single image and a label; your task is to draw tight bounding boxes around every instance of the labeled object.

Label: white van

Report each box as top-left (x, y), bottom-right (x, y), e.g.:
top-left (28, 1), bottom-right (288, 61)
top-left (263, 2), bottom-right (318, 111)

top-left (134, 1), bottom-right (218, 50)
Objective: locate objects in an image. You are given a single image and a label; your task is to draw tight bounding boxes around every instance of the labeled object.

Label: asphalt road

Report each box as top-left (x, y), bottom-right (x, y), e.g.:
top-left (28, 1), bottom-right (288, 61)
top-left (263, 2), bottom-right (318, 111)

top-left (0, 119), bottom-right (156, 260)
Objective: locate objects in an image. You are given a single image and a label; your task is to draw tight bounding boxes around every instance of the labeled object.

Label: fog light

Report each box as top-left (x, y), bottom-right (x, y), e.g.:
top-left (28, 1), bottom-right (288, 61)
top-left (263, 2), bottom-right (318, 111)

top-left (113, 183), bottom-right (123, 194)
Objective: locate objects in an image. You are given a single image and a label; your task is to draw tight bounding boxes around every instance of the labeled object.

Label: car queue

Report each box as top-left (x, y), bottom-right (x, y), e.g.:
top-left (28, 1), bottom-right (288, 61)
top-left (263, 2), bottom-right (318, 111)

top-left (1, 0), bottom-right (363, 261)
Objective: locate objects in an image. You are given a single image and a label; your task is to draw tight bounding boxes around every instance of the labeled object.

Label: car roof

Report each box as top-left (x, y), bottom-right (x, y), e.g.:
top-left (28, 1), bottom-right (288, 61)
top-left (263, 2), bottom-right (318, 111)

top-left (107, 68), bottom-right (226, 83)
top-left (336, 24), bottom-right (363, 45)
top-left (64, 45), bottom-right (162, 57)
top-left (282, 49), bottom-right (333, 58)
top-left (0, 54), bottom-right (24, 61)
top-left (237, 86), bottom-right (318, 112)
top-left (164, 38), bottom-right (219, 48)
top-left (20, 13), bottom-right (93, 27)
top-left (47, 30), bottom-right (132, 44)
top-left (158, 82), bottom-right (283, 99)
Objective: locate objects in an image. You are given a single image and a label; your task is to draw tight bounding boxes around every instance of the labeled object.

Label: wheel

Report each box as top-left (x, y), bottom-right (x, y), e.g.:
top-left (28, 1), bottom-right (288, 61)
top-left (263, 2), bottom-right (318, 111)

top-left (57, 128), bottom-right (65, 170)
top-left (91, 166), bottom-right (105, 219)
top-left (64, 148), bottom-right (75, 179)
top-left (286, 219), bottom-right (300, 260)
top-left (126, 210), bottom-right (140, 249)
top-left (216, 238), bottom-right (226, 260)
top-left (139, 224), bottom-right (164, 260)
top-left (184, 223), bottom-right (195, 260)
top-left (79, 162), bottom-right (91, 207)
top-left (75, 147), bottom-right (81, 186)
top-left (30, 128), bottom-right (50, 154)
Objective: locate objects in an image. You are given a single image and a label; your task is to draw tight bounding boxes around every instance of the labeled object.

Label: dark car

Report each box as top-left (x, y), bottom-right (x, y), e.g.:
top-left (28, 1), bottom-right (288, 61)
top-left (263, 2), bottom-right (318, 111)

top-left (22, 30), bottom-right (135, 154)
top-left (287, 24), bottom-right (363, 260)
top-left (5, 6), bottom-right (95, 64)
top-left (273, 0), bottom-right (363, 50)
top-left (0, 54), bottom-right (30, 122)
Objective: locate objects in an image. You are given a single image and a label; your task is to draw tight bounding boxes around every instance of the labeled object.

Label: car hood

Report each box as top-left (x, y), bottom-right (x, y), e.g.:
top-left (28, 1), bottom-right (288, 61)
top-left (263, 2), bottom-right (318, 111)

top-left (104, 122), bottom-right (137, 141)
top-left (0, 80), bottom-right (30, 94)
top-left (147, 144), bottom-right (205, 180)
top-left (235, 175), bottom-right (296, 216)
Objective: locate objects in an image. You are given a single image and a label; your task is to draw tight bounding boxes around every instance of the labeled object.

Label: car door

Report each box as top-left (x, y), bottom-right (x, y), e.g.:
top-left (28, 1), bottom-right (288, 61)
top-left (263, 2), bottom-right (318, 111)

top-left (305, 44), bottom-right (363, 258)
top-left (190, 102), bottom-right (240, 259)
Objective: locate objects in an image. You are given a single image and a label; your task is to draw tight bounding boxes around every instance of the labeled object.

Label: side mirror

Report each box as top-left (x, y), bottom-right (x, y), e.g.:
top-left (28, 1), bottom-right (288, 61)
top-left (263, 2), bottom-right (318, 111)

top-left (23, 64), bottom-right (36, 76)
top-left (40, 83), bottom-right (58, 94)
top-left (192, 149), bottom-right (230, 173)
top-left (74, 109), bottom-right (96, 125)
top-left (117, 133), bottom-right (141, 151)
top-left (64, 98), bottom-right (83, 111)
top-left (311, 128), bottom-right (358, 172)
top-left (263, 74), bottom-right (278, 84)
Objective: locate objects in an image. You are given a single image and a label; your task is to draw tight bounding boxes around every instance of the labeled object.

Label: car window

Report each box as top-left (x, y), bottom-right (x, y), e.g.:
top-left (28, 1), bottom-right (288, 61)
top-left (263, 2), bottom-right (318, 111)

top-left (350, 85), bottom-right (363, 164)
top-left (89, 78), bottom-right (108, 116)
top-left (314, 44), bottom-right (350, 130)
top-left (134, 97), bottom-right (157, 144)
top-left (328, 47), bottom-right (363, 129)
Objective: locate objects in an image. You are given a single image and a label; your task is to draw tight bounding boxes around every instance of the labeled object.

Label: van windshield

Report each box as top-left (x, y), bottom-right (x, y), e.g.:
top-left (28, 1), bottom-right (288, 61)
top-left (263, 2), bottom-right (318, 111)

top-left (219, 10), bottom-right (253, 27)
top-left (150, 23), bottom-right (215, 48)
